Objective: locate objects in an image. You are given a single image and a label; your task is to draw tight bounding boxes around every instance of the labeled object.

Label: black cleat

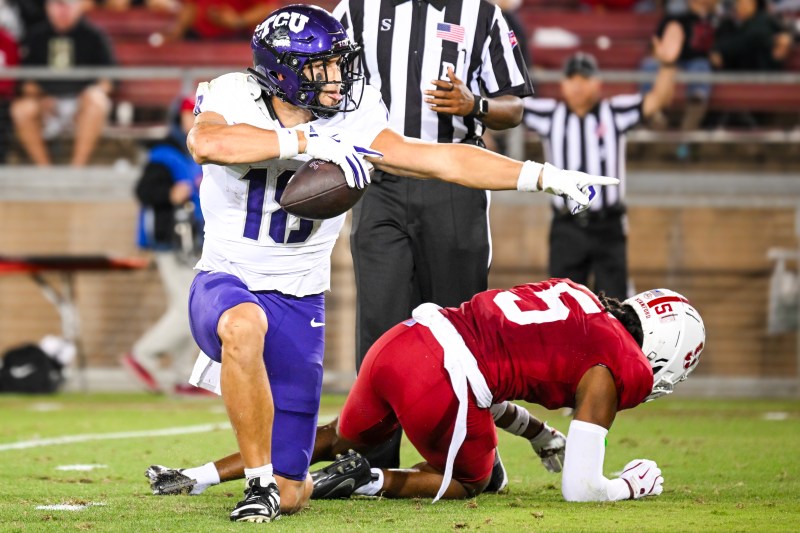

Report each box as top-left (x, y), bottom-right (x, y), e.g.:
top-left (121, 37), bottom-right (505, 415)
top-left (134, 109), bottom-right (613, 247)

top-left (146, 465), bottom-right (197, 495)
top-left (484, 448), bottom-right (509, 494)
top-left (310, 449), bottom-right (374, 499)
top-left (229, 477), bottom-right (281, 523)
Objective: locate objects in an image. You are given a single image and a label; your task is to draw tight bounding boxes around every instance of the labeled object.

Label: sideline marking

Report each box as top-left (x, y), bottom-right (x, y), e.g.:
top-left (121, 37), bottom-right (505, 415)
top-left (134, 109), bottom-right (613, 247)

top-left (29, 403), bottom-right (63, 412)
top-left (56, 464), bottom-right (108, 471)
top-left (1, 410), bottom-right (339, 452)
top-left (763, 411), bottom-right (789, 421)
top-left (36, 503), bottom-right (106, 511)
top-left (0, 423), bottom-right (230, 452)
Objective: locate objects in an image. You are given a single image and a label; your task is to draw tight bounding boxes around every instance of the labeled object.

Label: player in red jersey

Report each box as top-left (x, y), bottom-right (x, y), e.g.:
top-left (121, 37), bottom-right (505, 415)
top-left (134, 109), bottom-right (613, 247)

top-left (147, 278), bottom-right (704, 503)
top-left (310, 278), bottom-right (705, 502)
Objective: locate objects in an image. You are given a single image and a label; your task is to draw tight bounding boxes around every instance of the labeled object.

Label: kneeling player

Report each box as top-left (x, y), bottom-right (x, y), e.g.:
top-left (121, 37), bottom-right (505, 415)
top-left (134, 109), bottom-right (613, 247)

top-left (148, 278), bottom-right (704, 502)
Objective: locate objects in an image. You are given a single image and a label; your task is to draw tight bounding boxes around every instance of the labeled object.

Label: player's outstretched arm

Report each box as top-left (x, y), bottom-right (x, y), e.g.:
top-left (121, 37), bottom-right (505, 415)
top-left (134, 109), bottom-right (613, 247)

top-left (369, 128), bottom-right (618, 212)
top-left (561, 366), bottom-right (663, 502)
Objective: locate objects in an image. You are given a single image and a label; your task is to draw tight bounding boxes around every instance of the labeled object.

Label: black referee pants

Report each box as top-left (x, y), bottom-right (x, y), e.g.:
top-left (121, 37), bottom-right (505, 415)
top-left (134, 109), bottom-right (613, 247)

top-left (350, 172), bottom-right (490, 468)
top-left (351, 172), bottom-right (491, 370)
top-left (548, 212), bottom-right (628, 302)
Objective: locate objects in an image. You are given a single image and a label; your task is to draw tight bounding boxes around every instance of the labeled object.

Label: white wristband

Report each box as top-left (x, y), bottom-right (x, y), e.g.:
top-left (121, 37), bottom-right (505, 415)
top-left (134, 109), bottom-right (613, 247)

top-left (276, 128), bottom-right (299, 160)
top-left (517, 161), bottom-right (544, 192)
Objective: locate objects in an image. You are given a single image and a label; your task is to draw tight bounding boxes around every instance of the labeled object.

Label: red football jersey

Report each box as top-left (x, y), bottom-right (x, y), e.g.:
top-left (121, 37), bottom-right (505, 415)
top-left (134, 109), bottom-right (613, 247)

top-left (440, 279), bottom-right (652, 410)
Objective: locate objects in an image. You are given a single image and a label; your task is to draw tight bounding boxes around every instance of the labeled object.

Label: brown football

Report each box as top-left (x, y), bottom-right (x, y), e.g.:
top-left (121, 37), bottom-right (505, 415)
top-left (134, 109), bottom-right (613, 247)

top-left (279, 159), bottom-right (367, 220)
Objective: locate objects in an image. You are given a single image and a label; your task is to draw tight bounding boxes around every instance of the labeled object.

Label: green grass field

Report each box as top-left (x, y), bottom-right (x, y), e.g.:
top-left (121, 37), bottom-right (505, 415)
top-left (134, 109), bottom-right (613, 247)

top-left (0, 393), bottom-right (798, 532)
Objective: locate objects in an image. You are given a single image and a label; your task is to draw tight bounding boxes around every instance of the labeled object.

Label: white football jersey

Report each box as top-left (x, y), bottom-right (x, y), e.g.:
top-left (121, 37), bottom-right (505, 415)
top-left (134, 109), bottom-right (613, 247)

top-left (193, 73), bottom-right (389, 296)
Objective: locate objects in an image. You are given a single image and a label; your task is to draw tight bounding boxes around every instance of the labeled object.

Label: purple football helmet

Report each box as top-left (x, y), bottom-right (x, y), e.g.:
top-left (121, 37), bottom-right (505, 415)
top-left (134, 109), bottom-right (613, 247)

top-left (249, 5), bottom-right (363, 118)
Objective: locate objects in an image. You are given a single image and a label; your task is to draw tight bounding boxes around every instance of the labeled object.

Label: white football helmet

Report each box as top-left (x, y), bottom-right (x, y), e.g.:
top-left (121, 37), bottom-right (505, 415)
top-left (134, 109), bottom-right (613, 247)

top-left (623, 289), bottom-right (706, 402)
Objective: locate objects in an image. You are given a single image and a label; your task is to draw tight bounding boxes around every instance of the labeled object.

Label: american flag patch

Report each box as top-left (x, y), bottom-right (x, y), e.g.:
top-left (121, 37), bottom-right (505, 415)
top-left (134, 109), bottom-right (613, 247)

top-left (436, 22), bottom-right (465, 43)
top-left (508, 30), bottom-right (518, 47)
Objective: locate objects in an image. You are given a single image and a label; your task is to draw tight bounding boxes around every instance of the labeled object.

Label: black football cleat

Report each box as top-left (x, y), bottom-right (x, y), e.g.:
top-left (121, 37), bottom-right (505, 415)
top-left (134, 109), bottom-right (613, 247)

top-left (229, 477), bottom-right (281, 523)
top-left (484, 448), bottom-right (509, 494)
top-left (146, 465), bottom-right (197, 495)
top-left (310, 449), bottom-right (374, 499)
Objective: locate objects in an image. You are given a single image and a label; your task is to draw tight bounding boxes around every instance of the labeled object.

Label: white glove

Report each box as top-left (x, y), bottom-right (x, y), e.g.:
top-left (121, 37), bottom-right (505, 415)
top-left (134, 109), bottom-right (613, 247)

top-left (540, 163), bottom-right (620, 214)
top-left (303, 127), bottom-right (383, 189)
top-left (529, 422), bottom-right (566, 473)
top-left (617, 459), bottom-right (663, 499)
top-left (518, 162), bottom-right (620, 214)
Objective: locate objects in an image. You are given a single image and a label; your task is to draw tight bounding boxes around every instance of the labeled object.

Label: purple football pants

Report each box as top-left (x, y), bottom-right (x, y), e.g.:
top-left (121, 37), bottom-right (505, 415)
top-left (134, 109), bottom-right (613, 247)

top-left (188, 271), bottom-right (325, 481)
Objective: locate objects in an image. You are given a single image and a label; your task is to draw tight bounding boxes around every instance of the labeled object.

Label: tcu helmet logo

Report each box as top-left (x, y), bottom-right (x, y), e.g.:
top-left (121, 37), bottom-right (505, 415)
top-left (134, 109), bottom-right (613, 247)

top-left (259, 11), bottom-right (310, 36)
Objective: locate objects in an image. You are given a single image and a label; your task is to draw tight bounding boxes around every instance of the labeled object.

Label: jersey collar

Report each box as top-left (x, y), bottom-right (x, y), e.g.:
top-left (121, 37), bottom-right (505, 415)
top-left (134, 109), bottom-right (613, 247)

top-left (392, 0), bottom-right (447, 10)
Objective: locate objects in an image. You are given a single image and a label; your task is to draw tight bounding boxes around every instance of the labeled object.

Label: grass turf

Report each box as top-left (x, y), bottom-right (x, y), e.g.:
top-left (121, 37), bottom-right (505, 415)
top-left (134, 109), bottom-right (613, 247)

top-left (0, 393), bottom-right (798, 532)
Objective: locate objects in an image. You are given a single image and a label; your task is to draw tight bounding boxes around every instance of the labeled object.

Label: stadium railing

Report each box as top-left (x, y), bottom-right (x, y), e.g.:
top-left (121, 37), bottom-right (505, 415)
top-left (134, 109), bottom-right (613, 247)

top-left (1, 66), bottom-right (797, 146)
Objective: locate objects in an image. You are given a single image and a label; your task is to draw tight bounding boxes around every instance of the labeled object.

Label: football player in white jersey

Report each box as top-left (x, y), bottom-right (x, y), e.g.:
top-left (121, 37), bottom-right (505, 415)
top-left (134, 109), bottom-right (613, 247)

top-left (172, 4), bottom-right (618, 523)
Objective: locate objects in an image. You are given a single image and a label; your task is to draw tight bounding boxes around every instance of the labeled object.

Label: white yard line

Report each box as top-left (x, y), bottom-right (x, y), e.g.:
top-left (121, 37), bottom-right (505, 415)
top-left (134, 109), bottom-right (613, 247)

top-left (36, 503), bottom-right (106, 511)
top-left (0, 423), bottom-right (230, 452)
top-left (1, 409), bottom-right (339, 452)
top-left (56, 464), bottom-right (108, 471)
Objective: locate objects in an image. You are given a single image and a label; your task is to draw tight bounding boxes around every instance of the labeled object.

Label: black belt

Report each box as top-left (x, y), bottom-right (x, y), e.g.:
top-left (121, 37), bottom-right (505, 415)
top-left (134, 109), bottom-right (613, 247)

top-left (553, 204), bottom-right (626, 226)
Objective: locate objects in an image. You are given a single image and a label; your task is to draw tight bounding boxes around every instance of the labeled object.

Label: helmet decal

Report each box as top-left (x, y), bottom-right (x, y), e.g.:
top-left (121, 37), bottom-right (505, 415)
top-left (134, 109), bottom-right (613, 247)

top-left (261, 11), bottom-right (310, 34)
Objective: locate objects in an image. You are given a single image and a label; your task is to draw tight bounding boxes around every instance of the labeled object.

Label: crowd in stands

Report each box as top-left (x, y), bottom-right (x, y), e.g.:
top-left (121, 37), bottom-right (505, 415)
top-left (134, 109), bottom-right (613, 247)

top-left (0, 0), bottom-right (797, 166)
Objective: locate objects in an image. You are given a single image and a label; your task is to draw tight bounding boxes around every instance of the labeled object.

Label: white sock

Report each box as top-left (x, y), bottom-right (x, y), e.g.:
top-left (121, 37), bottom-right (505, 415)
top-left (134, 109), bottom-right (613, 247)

top-left (244, 464), bottom-right (275, 486)
top-left (182, 462), bottom-right (220, 495)
top-left (353, 468), bottom-right (383, 496)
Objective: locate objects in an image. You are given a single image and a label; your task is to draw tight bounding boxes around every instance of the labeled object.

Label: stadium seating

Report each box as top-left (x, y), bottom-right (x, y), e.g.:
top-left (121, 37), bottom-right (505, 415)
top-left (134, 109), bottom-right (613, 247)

top-left (522, 10), bottom-right (659, 41)
top-left (522, 9), bottom-right (800, 115)
top-left (86, 8), bottom-right (173, 40)
top-left (83, 4), bottom-right (799, 124)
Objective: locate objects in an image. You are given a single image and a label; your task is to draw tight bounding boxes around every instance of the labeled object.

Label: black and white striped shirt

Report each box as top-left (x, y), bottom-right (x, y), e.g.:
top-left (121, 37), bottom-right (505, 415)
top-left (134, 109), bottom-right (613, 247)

top-left (333, 0), bottom-right (532, 143)
top-left (523, 94), bottom-right (643, 212)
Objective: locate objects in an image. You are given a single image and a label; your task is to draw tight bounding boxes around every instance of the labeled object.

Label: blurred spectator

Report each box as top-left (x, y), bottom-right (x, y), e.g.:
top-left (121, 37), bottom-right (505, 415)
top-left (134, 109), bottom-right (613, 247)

top-left (770, 16), bottom-right (795, 65)
top-left (164, 0), bottom-right (276, 41)
top-left (771, 0), bottom-right (800, 14)
top-left (0, 21), bottom-right (19, 163)
top-left (0, 0), bottom-right (23, 41)
top-left (712, 0), bottom-right (789, 70)
top-left (121, 96), bottom-right (206, 396)
top-left (641, 0), bottom-right (718, 159)
top-left (581, 0), bottom-right (656, 10)
top-left (664, 0), bottom-right (690, 12)
top-left (7, 0), bottom-right (47, 34)
top-left (92, 0), bottom-right (179, 12)
top-left (712, 0), bottom-right (790, 128)
top-left (10, 0), bottom-right (115, 166)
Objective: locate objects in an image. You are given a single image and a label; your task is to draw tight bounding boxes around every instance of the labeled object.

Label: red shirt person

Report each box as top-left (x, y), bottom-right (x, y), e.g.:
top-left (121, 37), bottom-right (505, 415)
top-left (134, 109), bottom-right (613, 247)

top-left (327, 278), bottom-right (705, 501)
top-left (167, 0), bottom-right (276, 41)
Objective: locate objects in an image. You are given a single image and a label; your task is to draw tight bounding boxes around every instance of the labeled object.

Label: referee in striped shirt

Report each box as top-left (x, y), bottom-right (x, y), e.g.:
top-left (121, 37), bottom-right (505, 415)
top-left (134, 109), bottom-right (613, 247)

top-left (523, 48), bottom-right (676, 301)
top-left (333, 0), bottom-right (531, 468)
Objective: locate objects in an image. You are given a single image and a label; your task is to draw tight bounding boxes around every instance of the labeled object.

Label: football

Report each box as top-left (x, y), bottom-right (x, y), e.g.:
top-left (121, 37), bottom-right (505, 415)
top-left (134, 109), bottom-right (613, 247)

top-left (279, 159), bottom-right (367, 220)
